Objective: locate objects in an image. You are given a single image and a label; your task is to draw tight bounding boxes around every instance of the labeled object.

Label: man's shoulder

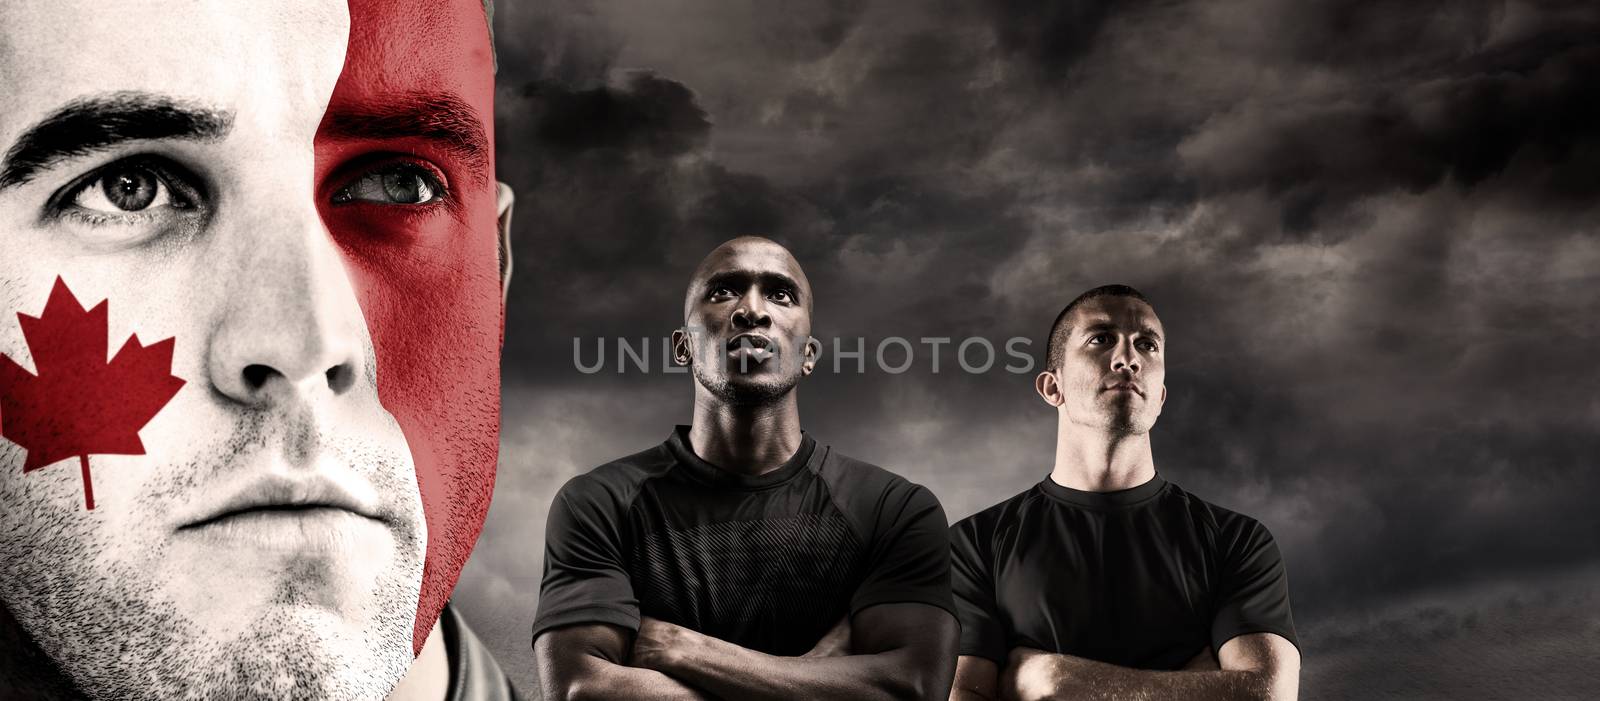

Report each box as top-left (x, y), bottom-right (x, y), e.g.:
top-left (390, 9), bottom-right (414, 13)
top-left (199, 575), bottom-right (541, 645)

top-left (556, 440), bottom-right (678, 508)
top-left (1161, 479), bottom-right (1277, 544)
top-left (814, 446), bottom-right (935, 503)
top-left (950, 482), bottom-right (1041, 542)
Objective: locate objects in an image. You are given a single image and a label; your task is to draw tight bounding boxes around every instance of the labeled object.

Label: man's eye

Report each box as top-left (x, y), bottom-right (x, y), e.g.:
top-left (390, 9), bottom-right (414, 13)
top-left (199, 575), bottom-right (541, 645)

top-left (68, 162), bottom-right (190, 215)
top-left (332, 164), bottom-right (445, 205)
top-left (709, 286), bottom-right (736, 299)
top-left (1088, 334), bottom-right (1111, 345)
top-left (769, 290), bottom-right (794, 304)
top-left (1137, 339), bottom-right (1159, 352)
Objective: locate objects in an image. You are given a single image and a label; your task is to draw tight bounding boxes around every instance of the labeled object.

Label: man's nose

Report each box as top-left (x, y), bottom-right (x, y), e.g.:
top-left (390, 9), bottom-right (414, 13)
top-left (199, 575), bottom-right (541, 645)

top-left (731, 291), bottom-right (772, 329)
top-left (205, 199), bottom-right (364, 408)
top-left (1110, 338), bottom-right (1141, 374)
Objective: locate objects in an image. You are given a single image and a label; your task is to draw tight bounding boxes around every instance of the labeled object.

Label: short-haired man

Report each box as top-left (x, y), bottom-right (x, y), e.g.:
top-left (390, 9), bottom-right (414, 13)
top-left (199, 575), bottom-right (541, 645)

top-left (0, 1), bottom-right (516, 698)
top-left (948, 285), bottom-right (1300, 701)
top-left (533, 236), bottom-right (960, 700)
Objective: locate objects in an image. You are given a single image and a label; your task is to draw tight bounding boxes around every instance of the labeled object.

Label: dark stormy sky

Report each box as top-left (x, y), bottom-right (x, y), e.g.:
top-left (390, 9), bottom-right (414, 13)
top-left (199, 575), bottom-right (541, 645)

top-left (455, 1), bottom-right (1600, 697)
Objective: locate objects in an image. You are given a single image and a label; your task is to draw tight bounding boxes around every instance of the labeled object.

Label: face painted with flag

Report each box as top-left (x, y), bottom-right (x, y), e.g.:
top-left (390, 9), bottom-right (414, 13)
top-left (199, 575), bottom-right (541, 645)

top-left (0, 0), bottom-right (506, 698)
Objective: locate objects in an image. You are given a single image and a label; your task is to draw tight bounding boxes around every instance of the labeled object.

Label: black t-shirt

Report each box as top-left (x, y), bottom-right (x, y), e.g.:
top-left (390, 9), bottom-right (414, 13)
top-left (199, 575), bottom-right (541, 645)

top-left (532, 426), bottom-right (955, 656)
top-left (949, 474), bottom-right (1297, 669)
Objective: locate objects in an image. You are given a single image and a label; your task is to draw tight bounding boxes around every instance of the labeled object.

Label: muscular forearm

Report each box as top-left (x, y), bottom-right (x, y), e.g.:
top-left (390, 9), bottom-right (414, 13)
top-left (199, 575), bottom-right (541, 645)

top-left (544, 660), bottom-right (712, 701)
top-left (650, 630), bottom-right (936, 701)
top-left (1010, 653), bottom-right (1286, 701)
top-left (535, 626), bottom-right (714, 701)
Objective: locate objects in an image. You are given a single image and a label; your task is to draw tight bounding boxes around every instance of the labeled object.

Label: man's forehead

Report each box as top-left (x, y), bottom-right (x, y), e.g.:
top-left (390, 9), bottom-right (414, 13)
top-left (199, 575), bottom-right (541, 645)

top-left (341, 0), bottom-right (492, 97)
top-left (1073, 296), bottom-right (1164, 333)
top-left (698, 241), bottom-right (807, 284)
top-left (0, 0), bottom-right (347, 143)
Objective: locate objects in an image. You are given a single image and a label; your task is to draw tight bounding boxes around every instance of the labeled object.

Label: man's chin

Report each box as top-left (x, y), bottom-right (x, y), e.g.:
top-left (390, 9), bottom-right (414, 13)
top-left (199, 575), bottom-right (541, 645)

top-left (167, 602), bottom-right (415, 701)
top-left (720, 376), bottom-right (798, 405)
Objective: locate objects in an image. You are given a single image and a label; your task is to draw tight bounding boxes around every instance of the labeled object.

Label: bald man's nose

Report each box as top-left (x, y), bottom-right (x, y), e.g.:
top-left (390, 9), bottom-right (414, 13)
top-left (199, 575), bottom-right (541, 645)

top-left (206, 203), bottom-right (364, 408)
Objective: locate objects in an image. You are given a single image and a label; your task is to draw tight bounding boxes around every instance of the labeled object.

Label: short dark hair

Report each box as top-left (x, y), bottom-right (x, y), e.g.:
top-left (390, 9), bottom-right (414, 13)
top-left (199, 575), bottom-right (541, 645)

top-left (1044, 284), bottom-right (1151, 371)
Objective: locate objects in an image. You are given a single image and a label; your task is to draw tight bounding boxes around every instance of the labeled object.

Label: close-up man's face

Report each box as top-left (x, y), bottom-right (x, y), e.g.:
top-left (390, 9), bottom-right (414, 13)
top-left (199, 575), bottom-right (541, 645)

top-left (678, 239), bottom-right (817, 405)
top-left (0, 0), bottom-right (502, 698)
top-left (1053, 295), bottom-right (1168, 435)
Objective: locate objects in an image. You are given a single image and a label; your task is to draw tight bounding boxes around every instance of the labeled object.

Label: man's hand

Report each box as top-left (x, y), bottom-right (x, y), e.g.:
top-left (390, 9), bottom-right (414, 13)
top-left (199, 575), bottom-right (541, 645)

top-left (534, 623), bottom-right (712, 701)
top-left (1002, 647), bottom-right (1056, 701)
top-left (631, 617), bottom-right (700, 673)
top-left (995, 634), bottom-right (1298, 701)
top-left (631, 602), bottom-right (958, 701)
top-left (803, 617), bottom-right (852, 658)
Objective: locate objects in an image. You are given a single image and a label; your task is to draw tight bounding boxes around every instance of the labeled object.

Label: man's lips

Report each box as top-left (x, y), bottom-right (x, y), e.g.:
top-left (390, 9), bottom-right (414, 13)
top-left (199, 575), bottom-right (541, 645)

top-left (175, 474), bottom-right (390, 554)
top-left (1102, 381), bottom-right (1145, 396)
top-left (726, 333), bottom-right (775, 364)
top-left (726, 333), bottom-right (773, 351)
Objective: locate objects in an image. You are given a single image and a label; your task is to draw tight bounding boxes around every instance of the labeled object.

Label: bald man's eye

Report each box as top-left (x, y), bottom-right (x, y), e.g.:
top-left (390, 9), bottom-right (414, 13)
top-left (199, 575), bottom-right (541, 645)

top-left (708, 286), bottom-right (737, 301)
top-left (769, 289), bottom-right (795, 305)
top-left (1087, 333), bottom-right (1112, 345)
top-left (332, 163), bottom-right (445, 205)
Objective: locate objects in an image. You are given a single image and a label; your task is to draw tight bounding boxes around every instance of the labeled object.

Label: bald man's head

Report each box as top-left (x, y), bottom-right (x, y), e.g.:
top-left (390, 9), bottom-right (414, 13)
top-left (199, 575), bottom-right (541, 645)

top-left (682, 236), bottom-right (813, 322)
top-left (674, 236), bottom-right (819, 406)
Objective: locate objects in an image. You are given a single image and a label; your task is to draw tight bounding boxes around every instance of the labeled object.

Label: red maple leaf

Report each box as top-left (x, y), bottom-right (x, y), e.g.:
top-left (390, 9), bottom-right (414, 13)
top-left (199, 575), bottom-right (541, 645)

top-left (0, 277), bottom-right (185, 510)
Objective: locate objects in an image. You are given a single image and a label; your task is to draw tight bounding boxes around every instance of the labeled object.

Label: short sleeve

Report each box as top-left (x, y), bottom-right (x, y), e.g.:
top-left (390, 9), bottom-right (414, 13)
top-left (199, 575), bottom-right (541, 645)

top-left (949, 516), bottom-right (1007, 663)
top-left (530, 477), bottom-right (640, 641)
top-left (1210, 519), bottom-right (1298, 652)
top-left (849, 482), bottom-right (957, 618)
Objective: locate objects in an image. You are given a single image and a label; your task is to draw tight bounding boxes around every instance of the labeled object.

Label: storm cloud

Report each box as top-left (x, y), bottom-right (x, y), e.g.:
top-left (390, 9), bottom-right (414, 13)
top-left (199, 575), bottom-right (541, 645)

top-left (458, 1), bottom-right (1600, 697)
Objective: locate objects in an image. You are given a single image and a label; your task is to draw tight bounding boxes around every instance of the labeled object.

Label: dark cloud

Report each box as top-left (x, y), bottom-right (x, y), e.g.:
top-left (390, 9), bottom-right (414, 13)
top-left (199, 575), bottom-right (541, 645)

top-left (524, 72), bottom-right (711, 158)
top-left (985, 0), bottom-right (1120, 77)
top-left (1179, 41), bottom-right (1600, 231)
top-left (467, 1), bottom-right (1600, 697)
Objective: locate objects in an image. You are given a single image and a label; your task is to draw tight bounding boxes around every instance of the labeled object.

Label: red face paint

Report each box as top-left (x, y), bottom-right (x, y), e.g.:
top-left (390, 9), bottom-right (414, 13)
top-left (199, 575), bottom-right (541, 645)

top-left (314, 0), bottom-right (502, 654)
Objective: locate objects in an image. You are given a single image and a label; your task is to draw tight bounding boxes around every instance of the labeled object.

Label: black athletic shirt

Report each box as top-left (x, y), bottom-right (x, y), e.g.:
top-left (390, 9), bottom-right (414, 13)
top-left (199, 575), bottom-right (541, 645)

top-left (532, 426), bottom-right (955, 656)
top-left (949, 474), bottom-right (1297, 669)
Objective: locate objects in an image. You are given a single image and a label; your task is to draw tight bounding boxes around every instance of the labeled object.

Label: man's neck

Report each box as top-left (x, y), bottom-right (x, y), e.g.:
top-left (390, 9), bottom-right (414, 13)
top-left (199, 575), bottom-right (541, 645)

top-left (1048, 414), bottom-right (1157, 492)
top-left (386, 615), bottom-right (450, 701)
top-left (688, 386), bottom-right (803, 476)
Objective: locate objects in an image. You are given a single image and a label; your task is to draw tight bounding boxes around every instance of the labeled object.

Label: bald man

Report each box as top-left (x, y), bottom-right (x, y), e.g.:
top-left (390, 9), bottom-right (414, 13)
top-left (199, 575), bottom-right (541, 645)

top-left (532, 237), bottom-right (959, 700)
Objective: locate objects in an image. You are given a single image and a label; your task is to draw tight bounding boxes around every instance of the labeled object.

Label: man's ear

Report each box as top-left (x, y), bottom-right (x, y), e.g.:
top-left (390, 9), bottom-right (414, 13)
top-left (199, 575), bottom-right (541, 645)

top-left (1035, 370), bottom-right (1064, 407)
top-left (800, 336), bottom-right (822, 376)
top-left (496, 181), bottom-right (515, 303)
top-left (671, 327), bottom-right (692, 366)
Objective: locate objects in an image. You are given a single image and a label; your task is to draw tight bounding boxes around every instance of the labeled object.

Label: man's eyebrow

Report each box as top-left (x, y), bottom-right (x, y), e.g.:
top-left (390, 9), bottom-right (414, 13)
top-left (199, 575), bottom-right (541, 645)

top-left (1080, 321), bottom-right (1162, 342)
top-left (320, 92), bottom-right (491, 187)
top-left (0, 91), bottom-right (233, 191)
top-left (704, 270), bottom-right (804, 297)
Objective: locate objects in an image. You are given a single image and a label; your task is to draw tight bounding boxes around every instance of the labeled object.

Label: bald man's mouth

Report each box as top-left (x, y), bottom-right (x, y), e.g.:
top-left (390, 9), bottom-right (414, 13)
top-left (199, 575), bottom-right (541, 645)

top-left (727, 333), bottom-right (774, 364)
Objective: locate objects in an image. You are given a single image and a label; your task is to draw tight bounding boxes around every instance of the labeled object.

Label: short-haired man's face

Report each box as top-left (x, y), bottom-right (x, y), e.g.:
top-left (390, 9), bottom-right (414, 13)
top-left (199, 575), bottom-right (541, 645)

top-left (1049, 295), bottom-right (1168, 435)
top-left (0, 0), bottom-right (502, 698)
top-left (678, 239), bottom-right (817, 405)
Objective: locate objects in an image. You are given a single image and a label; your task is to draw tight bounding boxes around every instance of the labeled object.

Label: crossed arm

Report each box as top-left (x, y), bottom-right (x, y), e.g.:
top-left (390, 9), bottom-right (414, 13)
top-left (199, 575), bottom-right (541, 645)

top-left (536, 601), bottom-right (959, 701)
top-left (949, 632), bottom-right (1299, 701)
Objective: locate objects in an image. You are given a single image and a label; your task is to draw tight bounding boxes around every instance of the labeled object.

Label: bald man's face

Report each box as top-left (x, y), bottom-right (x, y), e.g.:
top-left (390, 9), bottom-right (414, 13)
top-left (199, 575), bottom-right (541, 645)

top-left (675, 240), bottom-right (817, 405)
